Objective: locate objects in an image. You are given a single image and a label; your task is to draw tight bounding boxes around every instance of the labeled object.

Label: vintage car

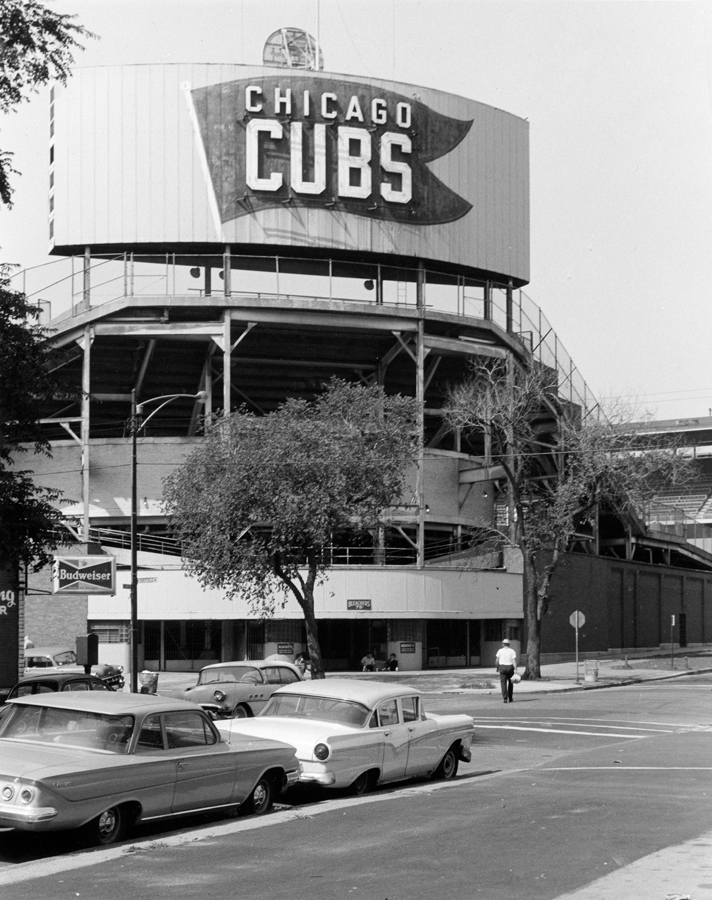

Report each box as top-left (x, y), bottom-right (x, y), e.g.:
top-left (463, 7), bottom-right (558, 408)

top-left (0, 673), bottom-right (118, 712)
top-left (216, 678), bottom-right (475, 794)
top-left (23, 647), bottom-right (124, 689)
top-left (179, 660), bottom-right (304, 719)
top-left (0, 691), bottom-right (301, 845)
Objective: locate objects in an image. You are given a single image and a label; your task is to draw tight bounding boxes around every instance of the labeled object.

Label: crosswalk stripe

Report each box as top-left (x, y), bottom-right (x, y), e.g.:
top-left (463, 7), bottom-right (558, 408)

top-left (474, 724), bottom-right (647, 738)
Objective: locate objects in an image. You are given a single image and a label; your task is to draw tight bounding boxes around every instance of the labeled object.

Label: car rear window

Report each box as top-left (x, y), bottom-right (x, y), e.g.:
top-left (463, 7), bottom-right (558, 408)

top-left (0, 705), bottom-right (134, 754)
top-left (163, 711), bottom-right (218, 748)
top-left (261, 694), bottom-right (370, 727)
top-left (198, 666), bottom-right (261, 685)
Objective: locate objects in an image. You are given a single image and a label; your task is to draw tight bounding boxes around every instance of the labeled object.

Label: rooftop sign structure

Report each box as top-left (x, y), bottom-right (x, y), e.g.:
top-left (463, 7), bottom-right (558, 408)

top-left (50, 64), bottom-right (530, 283)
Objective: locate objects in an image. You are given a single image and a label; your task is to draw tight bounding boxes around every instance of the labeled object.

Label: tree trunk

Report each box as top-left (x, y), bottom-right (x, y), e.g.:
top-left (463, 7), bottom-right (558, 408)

top-left (522, 547), bottom-right (541, 679)
top-left (273, 553), bottom-right (326, 679)
top-left (300, 582), bottom-right (325, 679)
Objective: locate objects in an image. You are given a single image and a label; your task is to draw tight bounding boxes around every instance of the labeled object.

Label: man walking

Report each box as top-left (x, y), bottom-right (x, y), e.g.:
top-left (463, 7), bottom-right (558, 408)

top-left (495, 638), bottom-right (518, 703)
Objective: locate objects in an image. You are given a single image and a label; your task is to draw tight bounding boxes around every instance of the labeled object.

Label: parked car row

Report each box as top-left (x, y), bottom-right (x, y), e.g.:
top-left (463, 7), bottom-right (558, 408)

top-left (22, 646), bottom-right (125, 689)
top-left (0, 692), bottom-right (301, 846)
top-left (0, 665), bottom-right (475, 848)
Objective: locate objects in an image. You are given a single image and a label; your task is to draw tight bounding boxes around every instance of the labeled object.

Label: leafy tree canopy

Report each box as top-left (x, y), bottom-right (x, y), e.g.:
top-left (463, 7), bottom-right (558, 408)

top-left (0, 264), bottom-right (70, 459)
top-left (0, 267), bottom-right (76, 568)
top-left (0, 0), bottom-right (92, 206)
top-left (447, 360), bottom-right (694, 678)
top-left (164, 380), bottom-right (419, 677)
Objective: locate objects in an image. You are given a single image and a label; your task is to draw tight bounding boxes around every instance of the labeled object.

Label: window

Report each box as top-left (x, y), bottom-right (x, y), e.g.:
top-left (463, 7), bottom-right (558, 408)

top-left (264, 667), bottom-right (282, 685)
top-left (401, 696), bottom-right (420, 722)
top-left (65, 681), bottom-right (89, 691)
top-left (90, 622), bottom-right (130, 643)
top-left (278, 667), bottom-right (301, 684)
top-left (376, 700), bottom-right (399, 727)
top-left (265, 621), bottom-right (305, 642)
top-left (26, 657), bottom-right (51, 669)
top-left (484, 619), bottom-right (504, 642)
top-left (90, 681), bottom-right (112, 691)
top-left (136, 714), bottom-right (164, 752)
top-left (163, 711), bottom-right (217, 749)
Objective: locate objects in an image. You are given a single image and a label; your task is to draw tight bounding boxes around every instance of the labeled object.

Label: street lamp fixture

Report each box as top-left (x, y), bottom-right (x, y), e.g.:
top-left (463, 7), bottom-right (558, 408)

top-left (129, 390), bottom-right (207, 692)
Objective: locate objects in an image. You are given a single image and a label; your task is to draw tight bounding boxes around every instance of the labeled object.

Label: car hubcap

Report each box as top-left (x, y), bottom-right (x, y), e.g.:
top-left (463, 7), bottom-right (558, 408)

top-left (253, 783), bottom-right (268, 812)
top-left (98, 809), bottom-right (117, 840)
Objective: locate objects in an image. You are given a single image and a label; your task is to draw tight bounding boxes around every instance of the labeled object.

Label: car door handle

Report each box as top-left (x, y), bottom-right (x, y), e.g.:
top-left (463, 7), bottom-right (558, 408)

top-left (383, 731), bottom-right (391, 736)
top-left (408, 727), bottom-right (415, 732)
top-left (177, 761), bottom-right (185, 771)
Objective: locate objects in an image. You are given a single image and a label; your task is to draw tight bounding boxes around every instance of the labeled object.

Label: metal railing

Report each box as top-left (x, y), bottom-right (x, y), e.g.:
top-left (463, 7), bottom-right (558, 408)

top-left (11, 252), bottom-right (600, 419)
top-left (86, 525), bottom-right (504, 568)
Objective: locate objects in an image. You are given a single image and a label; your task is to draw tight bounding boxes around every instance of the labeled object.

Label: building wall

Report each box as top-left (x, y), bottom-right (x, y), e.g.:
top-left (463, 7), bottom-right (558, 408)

top-left (86, 565), bottom-right (522, 622)
top-left (543, 552), bottom-right (712, 656)
top-left (25, 564), bottom-right (90, 652)
top-left (27, 439), bottom-right (495, 525)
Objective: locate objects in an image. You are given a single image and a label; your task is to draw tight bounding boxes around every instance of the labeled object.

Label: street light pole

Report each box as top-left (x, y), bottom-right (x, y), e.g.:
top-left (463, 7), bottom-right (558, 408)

top-left (128, 390), bottom-right (207, 693)
top-left (130, 389), bottom-right (139, 693)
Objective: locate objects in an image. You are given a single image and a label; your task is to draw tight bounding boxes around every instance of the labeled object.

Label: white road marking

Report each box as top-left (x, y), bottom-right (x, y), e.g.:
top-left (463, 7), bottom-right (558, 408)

top-left (544, 766), bottom-right (712, 771)
top-left (473, 716), bottom-right (692, 729)
top-left (474, 724), bottom-right (647, 738)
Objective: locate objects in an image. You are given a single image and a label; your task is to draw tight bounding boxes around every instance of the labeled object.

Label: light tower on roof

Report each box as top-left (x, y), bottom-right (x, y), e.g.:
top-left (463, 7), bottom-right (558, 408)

top-left (263, 27), bottom-right (324, 70)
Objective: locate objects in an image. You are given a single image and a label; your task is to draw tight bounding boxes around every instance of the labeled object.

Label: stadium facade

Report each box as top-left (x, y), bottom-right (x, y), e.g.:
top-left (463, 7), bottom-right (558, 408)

top-left (17, 45), bottom-right (712, 675)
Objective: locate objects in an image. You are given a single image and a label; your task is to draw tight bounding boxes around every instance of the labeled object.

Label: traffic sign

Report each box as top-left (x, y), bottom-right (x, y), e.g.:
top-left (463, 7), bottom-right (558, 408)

top-left (570, 610), bottom-right (586, 629)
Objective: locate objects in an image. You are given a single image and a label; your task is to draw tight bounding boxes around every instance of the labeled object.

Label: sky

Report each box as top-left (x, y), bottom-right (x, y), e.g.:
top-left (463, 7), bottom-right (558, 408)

top-left (1, 0), bottom-right (712, 422)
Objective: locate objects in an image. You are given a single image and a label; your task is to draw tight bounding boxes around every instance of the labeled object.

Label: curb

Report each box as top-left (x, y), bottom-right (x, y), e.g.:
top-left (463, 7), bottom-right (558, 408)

top-left (519, 665), bottom-right (712, 695)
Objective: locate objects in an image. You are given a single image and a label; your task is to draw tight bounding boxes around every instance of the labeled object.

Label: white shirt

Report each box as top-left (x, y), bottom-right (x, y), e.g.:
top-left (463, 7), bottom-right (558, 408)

top-left (495, 646), bottom-right (517, 667)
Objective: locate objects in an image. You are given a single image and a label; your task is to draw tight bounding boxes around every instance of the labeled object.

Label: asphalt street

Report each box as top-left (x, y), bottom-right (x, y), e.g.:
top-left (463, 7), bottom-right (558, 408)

top-left (1, 673), bottom-right (712, 899)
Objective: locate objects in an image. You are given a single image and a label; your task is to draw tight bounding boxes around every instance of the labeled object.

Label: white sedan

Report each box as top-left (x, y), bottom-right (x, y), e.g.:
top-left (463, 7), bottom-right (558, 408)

top-left (216, 678), bottom-right (474, 795)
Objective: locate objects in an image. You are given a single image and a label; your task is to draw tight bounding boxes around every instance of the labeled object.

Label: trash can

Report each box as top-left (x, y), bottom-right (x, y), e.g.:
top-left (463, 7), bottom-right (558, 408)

top-left (139, 670), bottom-right (159, 694)
top-left (584, 660), bottom-right (599, 683)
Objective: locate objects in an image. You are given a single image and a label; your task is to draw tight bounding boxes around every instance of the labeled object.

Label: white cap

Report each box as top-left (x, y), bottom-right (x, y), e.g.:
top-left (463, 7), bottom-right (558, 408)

top-left (502, 638), bottom-right (510, 644)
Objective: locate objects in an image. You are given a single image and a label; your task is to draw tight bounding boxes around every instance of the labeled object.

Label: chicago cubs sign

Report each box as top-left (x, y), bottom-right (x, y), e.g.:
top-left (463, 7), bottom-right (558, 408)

top-left (50, 64), bottom-right (530, 282)
top-left (189, 75), bottom-right (473, 226)
top-left (53, 556), bottom-right (116, 595)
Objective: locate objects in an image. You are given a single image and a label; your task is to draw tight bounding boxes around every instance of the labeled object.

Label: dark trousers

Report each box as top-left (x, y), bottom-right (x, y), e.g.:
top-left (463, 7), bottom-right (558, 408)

top-left (499, 665), bottom-right (515, 701)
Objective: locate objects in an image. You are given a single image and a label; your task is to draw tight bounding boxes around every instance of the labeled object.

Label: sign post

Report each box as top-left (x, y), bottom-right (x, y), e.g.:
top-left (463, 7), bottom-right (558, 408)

top-left (569, 610), bottom-right (586, 684)
top-left (671, 614), bottom-right (676, 669)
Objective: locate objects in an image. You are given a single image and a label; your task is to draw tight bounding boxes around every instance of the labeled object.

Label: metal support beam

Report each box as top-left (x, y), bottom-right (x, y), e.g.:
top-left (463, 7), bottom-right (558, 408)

top-left (79, 326), bottom-right (92, 541)
top-left (223, 310), bottom-right (231, 414)
top-left (416, 261), bottom-right (426, 568)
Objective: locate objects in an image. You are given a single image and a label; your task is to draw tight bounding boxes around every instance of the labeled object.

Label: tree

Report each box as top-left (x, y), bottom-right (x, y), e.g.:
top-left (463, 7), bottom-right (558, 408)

top-left (163, 380), bottom-right (420, 678)
top-left (446, 359), bottom-right (693, 679)
top-left (0, 0), bottom-right (92, 207)
top-left (0, 265), bottom-right (74, 569)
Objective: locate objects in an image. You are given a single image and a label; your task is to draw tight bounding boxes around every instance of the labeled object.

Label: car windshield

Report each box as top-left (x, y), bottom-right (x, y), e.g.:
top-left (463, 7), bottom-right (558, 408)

top-left (0, 704), bottom-right (135, 754)
top-left (52, 651), bottom-right (77, 667)
top-left (261, 694), bottom-right (371, 727)
top-left (198, 666), bottom-right (262, 685)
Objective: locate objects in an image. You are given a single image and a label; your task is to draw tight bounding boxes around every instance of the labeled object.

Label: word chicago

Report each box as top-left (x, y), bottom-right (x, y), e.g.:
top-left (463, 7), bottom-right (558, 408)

top-left (242, 85), bottom-right (413, 204)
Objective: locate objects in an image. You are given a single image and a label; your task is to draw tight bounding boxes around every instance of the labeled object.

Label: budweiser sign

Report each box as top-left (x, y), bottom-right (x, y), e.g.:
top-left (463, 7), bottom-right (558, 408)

top-left (53, 556), bottom-right (116, 595)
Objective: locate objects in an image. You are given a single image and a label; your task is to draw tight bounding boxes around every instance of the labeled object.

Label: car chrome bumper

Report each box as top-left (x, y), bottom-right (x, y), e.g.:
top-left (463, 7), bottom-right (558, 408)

top-left (0, 804), bottom-right (58, 825)
top-left (299, 770), bottom-right (336, 786)
top-left (200, 703), bottom-right (231, 719)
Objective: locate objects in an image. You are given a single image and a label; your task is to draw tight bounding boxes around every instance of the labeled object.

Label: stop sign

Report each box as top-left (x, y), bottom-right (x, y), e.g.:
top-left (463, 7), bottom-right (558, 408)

top-left (569, 610), bottom-right (586, 628)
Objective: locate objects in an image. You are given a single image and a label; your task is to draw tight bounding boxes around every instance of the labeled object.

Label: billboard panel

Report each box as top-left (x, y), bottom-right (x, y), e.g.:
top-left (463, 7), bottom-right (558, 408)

top-left (51, 65), bottom-right (529, 282)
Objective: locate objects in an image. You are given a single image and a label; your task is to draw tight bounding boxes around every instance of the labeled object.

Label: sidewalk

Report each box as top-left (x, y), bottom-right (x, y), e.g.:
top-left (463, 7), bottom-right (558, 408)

top-left (152, 649), bottom-right (712, 696)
